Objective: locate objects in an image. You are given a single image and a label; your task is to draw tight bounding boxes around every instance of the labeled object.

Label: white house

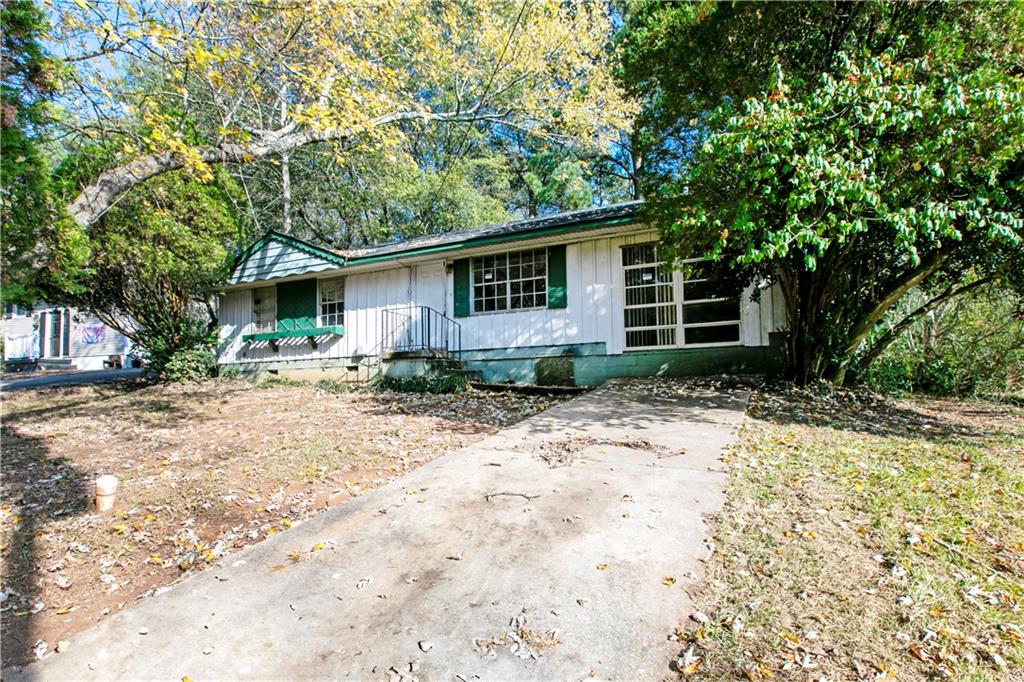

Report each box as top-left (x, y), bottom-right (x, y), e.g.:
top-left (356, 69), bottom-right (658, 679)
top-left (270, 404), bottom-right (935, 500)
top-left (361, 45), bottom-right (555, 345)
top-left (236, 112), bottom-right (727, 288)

top-left (217, 202), bottom-right (787, 386)
top-left (2, 303), bottom-right (131, 371)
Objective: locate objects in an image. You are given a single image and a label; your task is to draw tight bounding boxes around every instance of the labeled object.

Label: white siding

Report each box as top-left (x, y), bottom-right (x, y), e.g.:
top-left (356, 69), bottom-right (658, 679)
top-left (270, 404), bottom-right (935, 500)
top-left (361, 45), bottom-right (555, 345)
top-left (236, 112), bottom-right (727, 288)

top-left (3, 308), bottom-right (128, 364)
top-left (220, 268), bottom-right (413, 364)
top-left (2, 315), bottom-right (36, 359)
top-left (70, 313), bottom-right (128, 360)
top-left (343, 267), bottom-right (413, 355)
top-left (218, 228), bottom-right (786, 366)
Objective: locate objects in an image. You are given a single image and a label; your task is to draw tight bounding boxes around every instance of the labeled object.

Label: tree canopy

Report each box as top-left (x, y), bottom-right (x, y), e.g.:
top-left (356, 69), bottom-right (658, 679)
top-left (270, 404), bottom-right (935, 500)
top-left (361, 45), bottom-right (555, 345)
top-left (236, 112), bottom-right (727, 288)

top-left (620, 0), bottom-right (1024, 384)
top-left (47, 0), bottom-right (635, 229)
top-left (0, 0), bottom-right (638, 365)
top-left (1, 0), bottom-right (58, 304)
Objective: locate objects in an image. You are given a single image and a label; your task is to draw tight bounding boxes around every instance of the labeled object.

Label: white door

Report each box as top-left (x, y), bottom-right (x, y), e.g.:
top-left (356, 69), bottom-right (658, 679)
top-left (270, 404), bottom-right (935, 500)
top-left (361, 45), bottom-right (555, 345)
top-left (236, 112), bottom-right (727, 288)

top-left (412, 262), bottom-right (450, 351)
top-left (415, 262), bottom-right (447, 315)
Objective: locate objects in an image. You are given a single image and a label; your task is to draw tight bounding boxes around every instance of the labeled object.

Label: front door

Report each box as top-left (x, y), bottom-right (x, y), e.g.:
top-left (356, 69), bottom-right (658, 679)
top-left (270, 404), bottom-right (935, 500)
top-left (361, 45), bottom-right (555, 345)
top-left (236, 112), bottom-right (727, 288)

top-left (40, 310), bottom-right (69, 358)
top-left (414, 262), bottom-right (449, 352)
top-left (415, 262), bottom-right (447, 316)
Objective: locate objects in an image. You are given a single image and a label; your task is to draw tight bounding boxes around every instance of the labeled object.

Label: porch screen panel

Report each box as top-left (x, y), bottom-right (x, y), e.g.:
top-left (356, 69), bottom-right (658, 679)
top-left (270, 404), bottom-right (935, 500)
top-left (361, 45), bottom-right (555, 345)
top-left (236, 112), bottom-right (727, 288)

top-left (679, 261), bottom-right (740, 345)
top-left (621, 244), bottom-right (741, 349)
top-left (276, 279), bottom-right (318, 331)
top-left (622, 244), bottom-right (676, 349)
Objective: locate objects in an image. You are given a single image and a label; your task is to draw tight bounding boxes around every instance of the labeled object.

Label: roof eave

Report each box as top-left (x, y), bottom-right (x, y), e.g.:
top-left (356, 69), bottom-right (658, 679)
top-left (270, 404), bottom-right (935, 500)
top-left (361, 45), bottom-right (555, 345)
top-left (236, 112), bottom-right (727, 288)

top-left (345, 213), bottom-right (640, 267)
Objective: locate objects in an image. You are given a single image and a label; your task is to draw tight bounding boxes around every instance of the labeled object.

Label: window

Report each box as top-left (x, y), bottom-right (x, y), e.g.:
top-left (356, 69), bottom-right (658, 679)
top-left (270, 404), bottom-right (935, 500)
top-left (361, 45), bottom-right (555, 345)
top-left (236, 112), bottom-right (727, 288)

top-left (472, 248), bottom-right (547, 313)
top-left (622, 244), bottom-right (740, 350)
top-left (319, 277), bottom-right (344, 327)
top-left (252, 286), bottom-right (276, 333)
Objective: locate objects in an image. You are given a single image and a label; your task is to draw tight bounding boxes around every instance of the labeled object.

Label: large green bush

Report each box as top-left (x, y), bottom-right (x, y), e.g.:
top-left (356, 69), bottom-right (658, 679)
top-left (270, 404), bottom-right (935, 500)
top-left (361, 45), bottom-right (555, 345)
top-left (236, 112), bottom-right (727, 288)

top-left (144, 324), bottom-right (218, 382)
top-left (159, 347), bottom-right (217, 383)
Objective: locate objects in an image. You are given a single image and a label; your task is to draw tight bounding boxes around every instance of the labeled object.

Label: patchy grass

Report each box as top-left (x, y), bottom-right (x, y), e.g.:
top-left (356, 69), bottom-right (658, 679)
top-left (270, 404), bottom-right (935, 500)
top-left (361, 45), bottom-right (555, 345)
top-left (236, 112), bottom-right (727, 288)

top-left (0, 378), bottom-right (565, 665)
top-left (680, 387), bottom-right (1024, 681)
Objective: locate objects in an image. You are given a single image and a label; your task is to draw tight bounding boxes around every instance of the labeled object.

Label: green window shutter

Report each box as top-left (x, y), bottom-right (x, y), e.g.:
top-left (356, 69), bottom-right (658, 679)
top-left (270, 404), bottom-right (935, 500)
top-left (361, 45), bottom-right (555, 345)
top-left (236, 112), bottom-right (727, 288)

top-left (547, 244), bottom-right (567, 309)
top-left (276, 279), bottom-right (318, 331)
top-left (453, 258), bottom-right (471, 318)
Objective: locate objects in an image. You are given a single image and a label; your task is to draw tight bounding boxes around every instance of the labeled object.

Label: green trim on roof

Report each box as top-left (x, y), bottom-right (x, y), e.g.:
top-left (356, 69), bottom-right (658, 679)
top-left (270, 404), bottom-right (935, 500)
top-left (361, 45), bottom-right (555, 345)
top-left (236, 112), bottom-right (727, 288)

top-left (232, 231), bottom-right (347, 274)
top-left (227, 209), bottom-right (641, 288)
top-left (345, 215), bottom-right (637, 266)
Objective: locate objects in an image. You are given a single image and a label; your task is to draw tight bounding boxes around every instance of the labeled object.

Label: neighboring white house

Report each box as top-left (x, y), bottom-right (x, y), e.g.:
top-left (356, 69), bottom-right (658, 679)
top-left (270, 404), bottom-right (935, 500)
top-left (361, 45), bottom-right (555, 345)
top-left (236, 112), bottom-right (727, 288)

top-left (2, 303), bottom-right (131, 371)
top-left (217, 201), bottom-right (788, 386)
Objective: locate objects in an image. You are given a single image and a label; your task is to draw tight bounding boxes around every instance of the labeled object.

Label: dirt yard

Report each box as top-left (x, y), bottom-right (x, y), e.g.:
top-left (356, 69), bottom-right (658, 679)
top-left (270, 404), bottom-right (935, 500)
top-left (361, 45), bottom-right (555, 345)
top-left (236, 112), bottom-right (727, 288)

top-left (0, 378), bottom-right (565, 666)
top-left (678, 386), bottom-right (1024, 681)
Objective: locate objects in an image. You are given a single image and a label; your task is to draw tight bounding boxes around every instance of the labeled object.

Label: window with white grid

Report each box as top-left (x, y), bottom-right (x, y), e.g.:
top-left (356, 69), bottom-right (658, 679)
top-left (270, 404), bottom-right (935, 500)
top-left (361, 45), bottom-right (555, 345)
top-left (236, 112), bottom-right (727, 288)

top-left (252, 286), bottom-right (276, 333)
top-left (319, 277), bottom-right (344, 327)
top-left (621, 244), bottom-right (740, 350)
top-left (472, 248), bottom-right (547, 313)
top-left (623, 244), bottom-right (677, 348)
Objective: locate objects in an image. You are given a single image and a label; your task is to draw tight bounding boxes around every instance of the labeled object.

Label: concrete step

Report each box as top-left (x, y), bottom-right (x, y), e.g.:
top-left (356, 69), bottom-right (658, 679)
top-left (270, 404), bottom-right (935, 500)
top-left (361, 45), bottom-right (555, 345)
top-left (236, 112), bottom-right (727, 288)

top-left (425, 358), bottom-right (465, 371)
top-left (38, 358), bottom-right (74, 370)
top-left (382, 348), bottom-right (449, 361)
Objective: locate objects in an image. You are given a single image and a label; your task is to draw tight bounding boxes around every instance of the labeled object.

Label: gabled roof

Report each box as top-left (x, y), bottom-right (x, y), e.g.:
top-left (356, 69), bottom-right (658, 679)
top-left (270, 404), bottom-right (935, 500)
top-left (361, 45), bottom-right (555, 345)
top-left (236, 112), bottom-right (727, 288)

top-left (229, 201), bottom-right (644, 284)
top-left (342, 200), bottom-right (643, 264)
top-left (234, 231), bottom-right (348, 269)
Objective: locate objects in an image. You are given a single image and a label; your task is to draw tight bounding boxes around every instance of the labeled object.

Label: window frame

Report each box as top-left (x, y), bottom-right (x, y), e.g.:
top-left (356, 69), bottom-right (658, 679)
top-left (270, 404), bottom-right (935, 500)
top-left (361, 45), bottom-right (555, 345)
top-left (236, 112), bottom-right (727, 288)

top-left (470, 247), bottom-right (548, 315)
top-left (621, 244), bottom-right (742, 352)
top-left (318, 277), bottom-right (345, 328)
top-left (251, 285), bottom-right (277, 334)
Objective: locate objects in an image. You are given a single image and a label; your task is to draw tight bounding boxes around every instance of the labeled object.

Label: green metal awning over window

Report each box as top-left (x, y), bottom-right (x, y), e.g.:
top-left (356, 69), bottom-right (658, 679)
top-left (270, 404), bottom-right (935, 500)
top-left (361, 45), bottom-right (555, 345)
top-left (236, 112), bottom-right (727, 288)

top-left (242, 325), bottom-right (344, 350)
top-left (241, 326), bottom-right (345, 343)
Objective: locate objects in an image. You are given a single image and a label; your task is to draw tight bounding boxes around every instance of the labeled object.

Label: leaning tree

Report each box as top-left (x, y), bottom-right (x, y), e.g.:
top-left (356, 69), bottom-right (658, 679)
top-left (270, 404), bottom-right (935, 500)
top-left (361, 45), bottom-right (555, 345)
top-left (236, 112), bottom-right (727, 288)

top-left (45, 0), bottom-right (634, 231)
top-left (620, 0), bottom-right (1024, 385)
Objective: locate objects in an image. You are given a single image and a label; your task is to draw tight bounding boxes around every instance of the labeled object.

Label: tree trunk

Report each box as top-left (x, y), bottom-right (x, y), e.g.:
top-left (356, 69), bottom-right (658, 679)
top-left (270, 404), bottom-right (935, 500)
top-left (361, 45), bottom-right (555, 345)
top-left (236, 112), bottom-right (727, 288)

top-left (848, 277), bottom-right (994, 382)
top-left (279, 94), bottom-right (291, 233)
top-left (281, 152), bottom-right (291, 233)
top-left (823, 250), bottom-right (947, 385)
top-left (66, 108), bottom-right (496, 228)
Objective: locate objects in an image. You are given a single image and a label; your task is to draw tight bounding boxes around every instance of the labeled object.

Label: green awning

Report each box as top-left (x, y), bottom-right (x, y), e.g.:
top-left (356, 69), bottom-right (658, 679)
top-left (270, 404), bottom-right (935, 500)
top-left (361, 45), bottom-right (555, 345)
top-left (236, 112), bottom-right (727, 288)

top-left (242, 325), bottom-right (345, 344)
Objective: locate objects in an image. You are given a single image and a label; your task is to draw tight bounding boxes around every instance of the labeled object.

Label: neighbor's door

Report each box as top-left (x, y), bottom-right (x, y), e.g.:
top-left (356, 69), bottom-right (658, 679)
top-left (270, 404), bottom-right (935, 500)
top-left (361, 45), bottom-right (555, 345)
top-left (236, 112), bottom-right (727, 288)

top-left (47, 310), bottom-right (63, 357)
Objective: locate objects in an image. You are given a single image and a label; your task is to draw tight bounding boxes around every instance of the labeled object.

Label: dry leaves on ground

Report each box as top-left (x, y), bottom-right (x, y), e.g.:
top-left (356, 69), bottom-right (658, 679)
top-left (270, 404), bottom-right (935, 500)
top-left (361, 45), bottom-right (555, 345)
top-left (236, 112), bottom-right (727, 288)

top-left (675, 384), bottom-right (1024, 681)
top-left (0, 378), bottom-right (565, 666)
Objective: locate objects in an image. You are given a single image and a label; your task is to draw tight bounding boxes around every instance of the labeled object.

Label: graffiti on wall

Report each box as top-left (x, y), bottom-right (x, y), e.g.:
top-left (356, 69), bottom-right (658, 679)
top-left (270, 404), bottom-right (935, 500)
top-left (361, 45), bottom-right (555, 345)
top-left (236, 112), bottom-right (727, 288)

top-left (80, 324), bottom-right (107, 345)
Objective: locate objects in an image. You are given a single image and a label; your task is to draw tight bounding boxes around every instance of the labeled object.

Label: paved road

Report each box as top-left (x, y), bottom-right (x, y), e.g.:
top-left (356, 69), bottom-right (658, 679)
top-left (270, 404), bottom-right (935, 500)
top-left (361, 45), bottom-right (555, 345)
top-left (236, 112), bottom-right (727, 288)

top-left (0, 368), bottom-right (144, 392)
top-left (11, 379), bottom-right (748, 681)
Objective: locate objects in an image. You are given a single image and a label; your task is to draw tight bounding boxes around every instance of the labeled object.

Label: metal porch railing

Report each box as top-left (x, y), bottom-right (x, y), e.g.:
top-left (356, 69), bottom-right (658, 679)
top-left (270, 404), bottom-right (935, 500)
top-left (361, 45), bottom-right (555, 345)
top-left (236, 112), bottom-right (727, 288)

top-left (380, 306), bottom-right (462, 358)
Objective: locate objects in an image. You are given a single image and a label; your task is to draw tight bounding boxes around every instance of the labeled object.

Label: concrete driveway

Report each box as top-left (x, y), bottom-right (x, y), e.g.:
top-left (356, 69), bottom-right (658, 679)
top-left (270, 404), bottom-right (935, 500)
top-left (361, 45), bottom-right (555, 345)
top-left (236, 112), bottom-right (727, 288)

top-left (0, 368), bottom-right (144, 392)
top-left (12, 379), bottom-right (748, 681)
